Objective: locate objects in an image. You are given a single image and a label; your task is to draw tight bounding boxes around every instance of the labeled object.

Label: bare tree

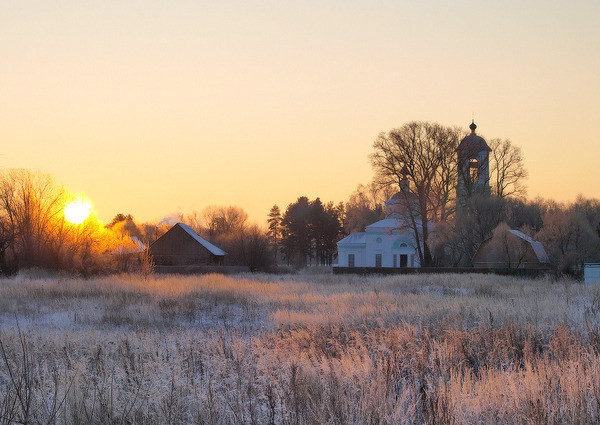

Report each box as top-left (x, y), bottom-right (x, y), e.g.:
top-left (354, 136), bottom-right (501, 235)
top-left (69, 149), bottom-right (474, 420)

top-left (489, 138), bottom-right (528, 198)
top-left (201, 205), bottom-right (248, 241)
top-left (432, 195), bottom-right (507, 266)
top-left (490, 222), bottom-right (528, 268)
top-left (370, 122), bottom-right (461, 266)
top-left (0, 169), bottom-right (67, 271)
top-left (538, 207), bottom-right (600, 273)
top-left (343, 182), bottom-right (391, 233)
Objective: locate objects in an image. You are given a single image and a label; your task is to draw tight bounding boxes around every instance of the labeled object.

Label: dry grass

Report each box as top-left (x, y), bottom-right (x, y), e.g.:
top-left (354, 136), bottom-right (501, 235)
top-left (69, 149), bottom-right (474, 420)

top-left (0, 272), bottom-right (599, 424)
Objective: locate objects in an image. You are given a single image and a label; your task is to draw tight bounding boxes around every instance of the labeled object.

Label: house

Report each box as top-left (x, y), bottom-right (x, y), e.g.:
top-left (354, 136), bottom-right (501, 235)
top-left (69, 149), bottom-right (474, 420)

top-left (472, 228), bottom-right (550, 269)
top-left (148, 223), bottom-right (227, 266)
top-left (337, 169), bottom-right (422, 268)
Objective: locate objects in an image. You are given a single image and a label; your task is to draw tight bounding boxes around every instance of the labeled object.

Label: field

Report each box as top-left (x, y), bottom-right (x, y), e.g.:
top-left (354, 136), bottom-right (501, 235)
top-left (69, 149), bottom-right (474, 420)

top-left (1, 271), bottom-right (600, 424)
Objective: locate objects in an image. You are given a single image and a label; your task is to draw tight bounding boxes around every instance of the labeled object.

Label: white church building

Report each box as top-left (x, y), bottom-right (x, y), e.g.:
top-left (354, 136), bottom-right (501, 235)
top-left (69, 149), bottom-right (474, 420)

top-left (337, 121), bottom-right (493, 269)
top-left (337, 171), bottom-right (423, 269)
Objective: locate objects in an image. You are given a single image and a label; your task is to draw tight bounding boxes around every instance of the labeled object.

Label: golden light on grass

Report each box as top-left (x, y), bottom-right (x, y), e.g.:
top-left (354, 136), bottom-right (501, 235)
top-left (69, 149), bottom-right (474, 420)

top-left (64, 198), bottom-right (93, 225)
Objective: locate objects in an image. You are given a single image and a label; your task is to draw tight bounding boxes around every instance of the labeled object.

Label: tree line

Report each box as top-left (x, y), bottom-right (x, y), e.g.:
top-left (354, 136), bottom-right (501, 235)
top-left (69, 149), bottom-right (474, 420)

top-left (1, 120), bottom-right (597, 275)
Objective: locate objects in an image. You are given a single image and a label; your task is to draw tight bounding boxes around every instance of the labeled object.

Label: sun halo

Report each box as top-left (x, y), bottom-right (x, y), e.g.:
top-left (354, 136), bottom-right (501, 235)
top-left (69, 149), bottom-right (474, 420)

top-left (64, 199), bottom-right (93, 225)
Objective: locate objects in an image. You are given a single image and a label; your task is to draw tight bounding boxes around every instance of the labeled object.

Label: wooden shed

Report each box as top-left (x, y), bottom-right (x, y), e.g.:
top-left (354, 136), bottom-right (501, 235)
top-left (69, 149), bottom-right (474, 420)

top-left (148, 223), bottom-right (227, 266)
top-left (472, 229), bottom-right (550, 269)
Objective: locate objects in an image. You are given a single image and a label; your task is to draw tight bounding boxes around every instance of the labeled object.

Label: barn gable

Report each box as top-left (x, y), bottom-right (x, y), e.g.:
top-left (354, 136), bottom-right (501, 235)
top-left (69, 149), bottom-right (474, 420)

top-left (472, 228), bottom-right (550, 269)
top-left (148, 223), bottom-right (227, 266)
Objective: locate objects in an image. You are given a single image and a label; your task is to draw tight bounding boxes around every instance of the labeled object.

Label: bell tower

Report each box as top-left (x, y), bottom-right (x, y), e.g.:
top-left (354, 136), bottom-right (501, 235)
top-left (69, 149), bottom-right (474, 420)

top-left (456, 121), bottom-right (492, 205)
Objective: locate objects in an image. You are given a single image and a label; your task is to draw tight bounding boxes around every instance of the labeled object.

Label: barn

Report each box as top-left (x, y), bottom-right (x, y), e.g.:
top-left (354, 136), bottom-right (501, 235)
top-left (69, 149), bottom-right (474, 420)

top-left (148, 223), bottom-right (227, 266)
top-left (472, 229), bottom-right (550, 269)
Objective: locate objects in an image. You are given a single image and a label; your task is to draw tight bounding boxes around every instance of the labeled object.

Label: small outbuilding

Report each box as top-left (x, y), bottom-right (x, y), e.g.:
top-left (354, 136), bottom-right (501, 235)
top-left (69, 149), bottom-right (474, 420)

top-left (148, 223), bottom-right (227, 266)
top-left (585, 263), bottom-right (600, 284)
top-left (472, 228), bottom-right (550, 269)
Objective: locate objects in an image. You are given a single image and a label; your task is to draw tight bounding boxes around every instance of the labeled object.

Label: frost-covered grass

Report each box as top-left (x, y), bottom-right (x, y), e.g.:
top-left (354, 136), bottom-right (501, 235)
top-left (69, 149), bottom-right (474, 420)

top-left (1, 272), bottom-right (600, 424)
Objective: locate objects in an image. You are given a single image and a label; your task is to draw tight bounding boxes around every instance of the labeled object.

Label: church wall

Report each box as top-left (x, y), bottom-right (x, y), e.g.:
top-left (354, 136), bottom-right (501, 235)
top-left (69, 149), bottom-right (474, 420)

top-left (364, 229), bottom-right (420, 268)
top-left (337, 244), bottom-right (367, 267)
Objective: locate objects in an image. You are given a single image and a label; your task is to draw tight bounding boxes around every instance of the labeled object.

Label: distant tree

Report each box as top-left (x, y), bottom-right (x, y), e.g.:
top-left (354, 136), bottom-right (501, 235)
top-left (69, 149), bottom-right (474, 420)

top-left (106, 213), bottom-right (143, 240)
top-left (571, 195), bottom-right (600, 239)
top-left (201, 205), bottom-right (248, 241)
top-left (180, 210), bottom-right (203, 235)
top-left (343, 183), bottom-right (386, 233)
top-left (267, 205), bottom-right (282, 245)
top-left (504, 198), bottom-right (544, 235)
top-left (370, 122), bottom-right (461, 266)
top-left (432, 195), bottom-right (507, 266)
top-left (0, 169), bottom-right (67, 271)
top-left (310, 199), bottom-right (343, 266)
top-left (228, 224), bottom-right (274, 272)
top-left (489, 138), bottom-right (528, 198)
top-left (538, 202), bottom-right (600, 274)
top-left (0, 219), bottom-right (13, 274)
top-left (279, 197), bottom-right (344, 267)
top-left (139, 222), bottom-right (169, 245)
top-left (489, 222), bottom-right (529, 268)
top-left (280, 197), bottom-right (313, 266)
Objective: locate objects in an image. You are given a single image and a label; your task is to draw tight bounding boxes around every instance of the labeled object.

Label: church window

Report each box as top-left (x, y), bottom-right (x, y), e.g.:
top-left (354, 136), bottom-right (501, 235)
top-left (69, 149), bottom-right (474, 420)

top-left (376, 237), bottom-right (382, 243)
top-left (348, 254), bottom-right (355, 268)
top-left (400, 242), bottom-right (407, 248)
top-left (375, 254), bottom-right (382, 268)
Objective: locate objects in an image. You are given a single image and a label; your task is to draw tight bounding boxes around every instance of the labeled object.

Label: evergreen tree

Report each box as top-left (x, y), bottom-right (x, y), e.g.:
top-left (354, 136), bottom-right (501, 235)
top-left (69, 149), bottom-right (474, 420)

top-left (280, 197), bottom-right (343, 267)
top-left (280, 197), bottom-right (312, 266)
top-left (266, 205), bottom-right (281, 245)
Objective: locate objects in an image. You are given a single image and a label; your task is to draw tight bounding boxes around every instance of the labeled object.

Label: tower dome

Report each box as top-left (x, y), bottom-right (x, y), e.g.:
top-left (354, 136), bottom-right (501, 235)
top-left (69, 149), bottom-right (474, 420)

top-left (457, 120), bottom-right (492, 155)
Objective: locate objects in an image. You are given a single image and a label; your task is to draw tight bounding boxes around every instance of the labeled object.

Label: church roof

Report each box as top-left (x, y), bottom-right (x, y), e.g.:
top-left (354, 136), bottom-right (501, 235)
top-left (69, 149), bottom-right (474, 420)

top-left (366, 217), bottom-right (413, 230)
top-left (456, 121), bottom-right (492, 154)
top-left (337, 232), bottom-right (366, 245)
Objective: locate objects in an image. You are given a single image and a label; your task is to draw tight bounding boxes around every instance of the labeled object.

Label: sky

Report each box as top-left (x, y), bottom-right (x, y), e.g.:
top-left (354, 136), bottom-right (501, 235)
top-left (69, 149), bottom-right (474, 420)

top-left (2, 1), bottom-right (600, 225)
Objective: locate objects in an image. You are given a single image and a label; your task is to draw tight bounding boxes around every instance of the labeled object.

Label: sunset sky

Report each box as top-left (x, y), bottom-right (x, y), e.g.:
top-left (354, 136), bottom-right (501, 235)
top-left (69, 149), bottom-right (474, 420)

top-left (2, 1), bottom-right (599, 225)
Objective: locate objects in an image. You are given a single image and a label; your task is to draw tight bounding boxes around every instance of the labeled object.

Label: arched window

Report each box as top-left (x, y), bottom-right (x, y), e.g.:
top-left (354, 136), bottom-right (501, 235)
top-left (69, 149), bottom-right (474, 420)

top-left (469, 158), bottom-right (479, 182)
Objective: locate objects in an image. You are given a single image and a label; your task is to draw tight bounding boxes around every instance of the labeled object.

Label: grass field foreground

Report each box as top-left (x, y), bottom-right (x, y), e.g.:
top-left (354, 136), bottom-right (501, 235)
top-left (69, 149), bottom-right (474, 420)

top-left (1, 272), bottom-right (599, 424)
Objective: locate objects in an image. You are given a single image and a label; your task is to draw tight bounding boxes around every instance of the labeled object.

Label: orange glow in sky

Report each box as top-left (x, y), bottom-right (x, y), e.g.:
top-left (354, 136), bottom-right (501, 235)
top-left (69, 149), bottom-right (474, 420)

top-left (2, 2), bottom-right (600, 224)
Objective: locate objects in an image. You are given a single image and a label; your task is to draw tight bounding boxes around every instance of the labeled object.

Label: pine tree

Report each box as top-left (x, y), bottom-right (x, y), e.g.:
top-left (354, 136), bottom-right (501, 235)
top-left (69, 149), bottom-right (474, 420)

top-left (267, 205), bottom-right (281, 245)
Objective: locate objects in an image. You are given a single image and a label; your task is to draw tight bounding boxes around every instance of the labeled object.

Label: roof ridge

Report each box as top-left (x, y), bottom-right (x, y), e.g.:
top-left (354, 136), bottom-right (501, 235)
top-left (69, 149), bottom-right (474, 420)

top-left (176, 223), bottom-right (227, 256)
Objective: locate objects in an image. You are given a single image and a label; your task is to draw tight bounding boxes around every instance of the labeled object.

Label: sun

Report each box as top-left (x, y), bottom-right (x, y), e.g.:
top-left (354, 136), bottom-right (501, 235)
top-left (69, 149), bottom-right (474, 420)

top-left (64, 199), bottom-right (93, 225)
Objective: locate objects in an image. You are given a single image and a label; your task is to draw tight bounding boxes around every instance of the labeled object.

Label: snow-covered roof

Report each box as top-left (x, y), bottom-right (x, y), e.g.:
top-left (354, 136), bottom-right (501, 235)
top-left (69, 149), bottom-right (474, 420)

top-left (337, 232), bottom-right (366, 245)
top-left (509, 229), bottom-right (550, 264)
top-left (177, 223), bottom-right (227, 256)
top-left (112, 236), bottom-right (147, 255)
top-left (366, 217), bottom-right (413, 230)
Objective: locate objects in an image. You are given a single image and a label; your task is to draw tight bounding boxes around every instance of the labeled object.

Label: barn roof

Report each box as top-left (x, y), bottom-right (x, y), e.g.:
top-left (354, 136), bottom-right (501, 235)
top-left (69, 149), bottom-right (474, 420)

top-left (508, 229), bottom-right (550, 264)
top-left (176, 223), bottom-right (227, 256)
